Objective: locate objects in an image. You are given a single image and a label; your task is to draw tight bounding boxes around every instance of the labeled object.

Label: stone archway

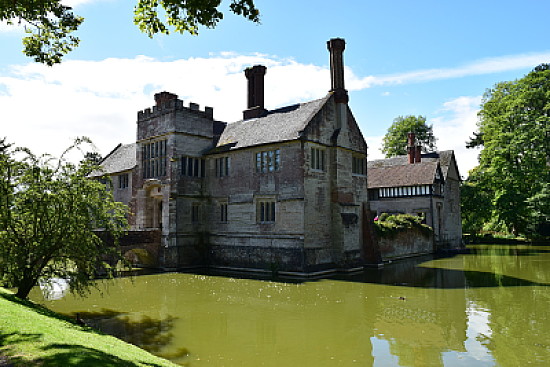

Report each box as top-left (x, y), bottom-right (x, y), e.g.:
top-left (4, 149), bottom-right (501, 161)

top-left (144, 183), bottom-right (163, 229)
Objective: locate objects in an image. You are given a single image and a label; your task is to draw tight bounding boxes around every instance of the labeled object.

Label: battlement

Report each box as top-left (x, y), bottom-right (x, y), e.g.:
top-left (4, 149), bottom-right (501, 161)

top-left (137, 92), bottom-right (214, 121)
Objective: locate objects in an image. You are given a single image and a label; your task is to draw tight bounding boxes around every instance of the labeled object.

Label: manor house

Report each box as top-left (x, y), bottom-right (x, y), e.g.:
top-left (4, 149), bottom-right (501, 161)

top-left (96, 38), bottom-right (462, 274)
top-left (99, 39), bottom-right (370, 274)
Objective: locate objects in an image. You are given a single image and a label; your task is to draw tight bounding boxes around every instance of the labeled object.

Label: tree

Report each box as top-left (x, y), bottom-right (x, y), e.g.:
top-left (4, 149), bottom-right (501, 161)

top-left (82, 151), bottom-right (103, 165)
top-left (0, 138), bottom-right (128, 299)
top-left (460, 167), bottom-right (493, 234)
top-left (381, 115), bottom-right (437, 157)
top-left (1, 0), bottom-right (260, 66)
top-left (466, 64), bottom-right (550, 237)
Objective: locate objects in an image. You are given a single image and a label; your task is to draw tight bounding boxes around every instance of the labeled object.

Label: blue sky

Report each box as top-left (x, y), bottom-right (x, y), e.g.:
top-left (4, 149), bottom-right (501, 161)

top-left (1, 0), bottom-right (549, 176)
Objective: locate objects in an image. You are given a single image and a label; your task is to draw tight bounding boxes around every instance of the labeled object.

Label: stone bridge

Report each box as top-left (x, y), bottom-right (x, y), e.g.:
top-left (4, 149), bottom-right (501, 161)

top-left (96, 230), bottom-right (161, 269)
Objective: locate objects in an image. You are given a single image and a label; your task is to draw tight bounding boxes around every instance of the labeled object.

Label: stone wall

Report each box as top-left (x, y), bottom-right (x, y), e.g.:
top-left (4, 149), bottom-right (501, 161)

top-left (439, 163), bottom-right (463, 249)
top-left (378, 229), bottom-right (433, 260)
top-left (204, 141), bottom-right (307, 272)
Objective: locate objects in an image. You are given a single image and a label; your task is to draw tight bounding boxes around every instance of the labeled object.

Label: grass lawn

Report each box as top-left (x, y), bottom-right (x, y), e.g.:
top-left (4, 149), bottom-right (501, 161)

top-left (0, 287), bottom-right (180, 367)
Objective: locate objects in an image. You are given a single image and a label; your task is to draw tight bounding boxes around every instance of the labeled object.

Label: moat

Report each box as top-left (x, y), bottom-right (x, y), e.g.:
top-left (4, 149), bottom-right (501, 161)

top-left (30, 244), bottom-right (550, 366)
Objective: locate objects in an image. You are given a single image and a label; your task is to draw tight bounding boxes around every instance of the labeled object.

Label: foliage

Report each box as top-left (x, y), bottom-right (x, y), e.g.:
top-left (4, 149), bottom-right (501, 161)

top-left (82, 151), bottom-right (103, 165)
top-left (1, 0), bottom-right (260, 65)
top-left (466, 64), bottom-right (550, 237)
top-left (381, 115), bottom-right (437, 157)
top-left (0, 138), bottom-right (128, 299)
top-left (460, 167), bottom-right (493, 234)
top-left (135, 0), bottom-right (260, 37)
top-left (373, 213), bottom-right (433, 238)
top-left (0, 0), bottom-right (83, 66)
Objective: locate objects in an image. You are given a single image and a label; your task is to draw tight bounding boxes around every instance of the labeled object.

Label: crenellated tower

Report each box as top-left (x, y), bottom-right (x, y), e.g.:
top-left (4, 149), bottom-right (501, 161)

top-left (133, 91), bottom-right (224, 269)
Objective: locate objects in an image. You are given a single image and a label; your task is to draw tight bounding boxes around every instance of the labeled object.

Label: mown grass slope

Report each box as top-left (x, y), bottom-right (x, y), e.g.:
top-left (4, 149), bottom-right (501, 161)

top-left (0, 287), bottom-right (179, 367)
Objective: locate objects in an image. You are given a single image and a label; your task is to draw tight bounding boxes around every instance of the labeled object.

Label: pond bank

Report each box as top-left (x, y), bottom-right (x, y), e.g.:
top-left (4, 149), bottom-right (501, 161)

top-left (0, 287), bottom-right (179, 367)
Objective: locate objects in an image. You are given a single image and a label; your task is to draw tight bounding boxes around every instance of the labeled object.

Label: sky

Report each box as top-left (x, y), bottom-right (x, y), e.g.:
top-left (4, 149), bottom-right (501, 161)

top-left (1, 0), bottom-right (549, 178)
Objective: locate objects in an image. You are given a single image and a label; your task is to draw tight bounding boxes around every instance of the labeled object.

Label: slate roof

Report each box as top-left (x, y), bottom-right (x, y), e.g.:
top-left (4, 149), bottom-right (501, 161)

top-left (368, 150), bottom-right (455, 179)
top-left (90, 143), bottom-right (136, 176)
top-left (367, 162), bottom-right (440, 188)
top-left (215, 94), bottom-right (331, 150)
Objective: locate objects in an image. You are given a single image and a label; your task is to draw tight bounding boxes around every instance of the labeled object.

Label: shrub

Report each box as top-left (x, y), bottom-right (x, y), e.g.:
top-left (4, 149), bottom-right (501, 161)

top-left (374, 213), bottom-right (433, 238)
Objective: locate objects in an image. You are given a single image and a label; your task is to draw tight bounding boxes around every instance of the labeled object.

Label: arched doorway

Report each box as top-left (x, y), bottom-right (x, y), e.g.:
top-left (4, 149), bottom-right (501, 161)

top-left (145, 184), bottom-right (163, 229)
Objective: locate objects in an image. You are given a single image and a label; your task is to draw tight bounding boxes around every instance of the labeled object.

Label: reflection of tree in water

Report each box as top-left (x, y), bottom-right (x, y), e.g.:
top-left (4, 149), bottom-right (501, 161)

top-left (71, 309), bottom-right (189, 362)
top-left (467, 245), bottom-right (550, 285)
top-left (461, 246), bottom-right (550, 366)
top-left (468, 280), bottom-right (550, 366)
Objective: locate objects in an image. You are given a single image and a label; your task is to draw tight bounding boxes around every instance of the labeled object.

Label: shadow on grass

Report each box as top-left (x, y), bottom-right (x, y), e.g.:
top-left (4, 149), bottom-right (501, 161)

top-left (1, 331), bottom-right (42, 366)
top-left (38, 343), bottom-right (168, 367)
top-left (0, 292), bottom-right (187, 366)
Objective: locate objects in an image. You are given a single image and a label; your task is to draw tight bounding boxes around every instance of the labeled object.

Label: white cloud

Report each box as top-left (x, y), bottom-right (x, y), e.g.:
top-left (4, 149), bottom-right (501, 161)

top-left (0, 55), bottom-right (330, 158)
top-left (347, 52), bottom-right (550, 89)
top-left (431, 96), bottom-right (483, 178)
top-left (365, 136), bottom-right (385, 161)
top-left (0, 52), bottom-right (528, 172)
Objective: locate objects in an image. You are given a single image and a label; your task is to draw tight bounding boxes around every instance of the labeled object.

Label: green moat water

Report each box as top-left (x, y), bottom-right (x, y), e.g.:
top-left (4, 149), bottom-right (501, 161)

top-left (30, 244), bottom-right (550, 366)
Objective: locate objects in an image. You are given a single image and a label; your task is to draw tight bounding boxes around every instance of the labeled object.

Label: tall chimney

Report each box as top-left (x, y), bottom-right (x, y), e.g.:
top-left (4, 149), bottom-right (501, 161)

top-left (415, 145), bottom-right (422, 163)
top-left (407, 132), bottom-right (416, 164)
top-left (327, 38), bottom-right (349, 104)
top-left (243, 65), bottom-right (267, 120)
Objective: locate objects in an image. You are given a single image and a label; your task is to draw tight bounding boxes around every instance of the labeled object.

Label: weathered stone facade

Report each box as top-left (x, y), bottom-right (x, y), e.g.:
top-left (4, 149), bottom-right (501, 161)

top-left (95, 38), bottom-right (463, 273)
top-left (96, 38), bottom-right (370, 274)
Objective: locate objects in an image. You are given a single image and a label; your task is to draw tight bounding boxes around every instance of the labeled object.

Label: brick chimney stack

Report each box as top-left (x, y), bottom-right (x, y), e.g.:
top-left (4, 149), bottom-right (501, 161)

top-left (327, 38), bottom-right (349, 104)
top-left (243, 65), bottom-right (267, 120)
top-left (406, 132), bottom-right (423, 163)
top-left (407, 132), bottom-right (416, 164)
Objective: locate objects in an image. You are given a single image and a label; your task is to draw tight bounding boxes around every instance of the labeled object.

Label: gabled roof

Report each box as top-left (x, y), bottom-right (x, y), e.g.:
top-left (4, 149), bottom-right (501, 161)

top-left (90, 143), bottom-right (136, 177)
top-left (368, 150), bottom-right (456, 180)
top-left (367, 161), bottom-right (440, 189)
top-left (214, 94), bottom-right (331, 151)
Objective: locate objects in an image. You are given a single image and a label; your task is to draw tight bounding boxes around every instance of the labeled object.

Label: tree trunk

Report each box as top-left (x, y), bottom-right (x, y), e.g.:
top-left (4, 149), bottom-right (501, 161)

top-left (15, 276), bottom-right (37, 299)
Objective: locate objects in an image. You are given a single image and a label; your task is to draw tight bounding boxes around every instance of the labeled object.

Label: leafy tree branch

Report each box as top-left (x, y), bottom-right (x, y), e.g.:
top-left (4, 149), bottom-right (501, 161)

top-left (1, 0), bottom-right (260, 65)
